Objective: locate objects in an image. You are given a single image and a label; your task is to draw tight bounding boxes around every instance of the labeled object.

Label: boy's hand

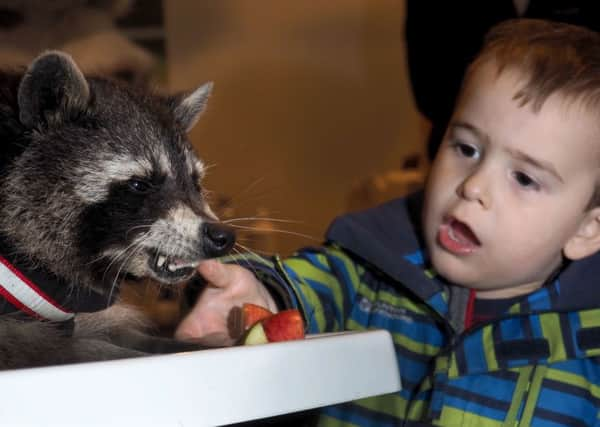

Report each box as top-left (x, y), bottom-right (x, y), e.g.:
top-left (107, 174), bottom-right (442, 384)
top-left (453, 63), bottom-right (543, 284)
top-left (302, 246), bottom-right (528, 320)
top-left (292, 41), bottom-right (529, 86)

top-left (175, 259), bottom-right (278, 346)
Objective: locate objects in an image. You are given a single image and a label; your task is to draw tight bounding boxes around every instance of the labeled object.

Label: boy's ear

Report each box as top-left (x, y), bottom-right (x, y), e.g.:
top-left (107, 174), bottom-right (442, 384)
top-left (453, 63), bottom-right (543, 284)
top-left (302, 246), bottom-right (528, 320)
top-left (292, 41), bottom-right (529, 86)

top-left (564, 206), bottom-right (600, 260)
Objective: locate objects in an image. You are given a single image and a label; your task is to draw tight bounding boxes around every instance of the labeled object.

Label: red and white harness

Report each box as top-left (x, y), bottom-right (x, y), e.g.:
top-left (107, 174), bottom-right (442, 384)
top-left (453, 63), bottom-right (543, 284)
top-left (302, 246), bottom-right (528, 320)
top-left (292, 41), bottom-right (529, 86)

top-left (0, 255), bottom-right (74, 321)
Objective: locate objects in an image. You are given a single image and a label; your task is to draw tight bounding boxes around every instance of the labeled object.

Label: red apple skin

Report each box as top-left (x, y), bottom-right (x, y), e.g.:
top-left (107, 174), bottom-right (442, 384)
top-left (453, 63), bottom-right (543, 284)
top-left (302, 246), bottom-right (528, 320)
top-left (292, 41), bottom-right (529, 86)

top-left (242, 303), bottom-right (274, 330)
top-left (262, 309), bottom-right (305, 342)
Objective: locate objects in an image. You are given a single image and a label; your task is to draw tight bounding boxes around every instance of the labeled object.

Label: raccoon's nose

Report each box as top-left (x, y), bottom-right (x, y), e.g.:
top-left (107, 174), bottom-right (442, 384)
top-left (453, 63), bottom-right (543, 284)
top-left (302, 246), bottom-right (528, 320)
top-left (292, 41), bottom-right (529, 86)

top-left (202, 222), bottom-right (235, 257)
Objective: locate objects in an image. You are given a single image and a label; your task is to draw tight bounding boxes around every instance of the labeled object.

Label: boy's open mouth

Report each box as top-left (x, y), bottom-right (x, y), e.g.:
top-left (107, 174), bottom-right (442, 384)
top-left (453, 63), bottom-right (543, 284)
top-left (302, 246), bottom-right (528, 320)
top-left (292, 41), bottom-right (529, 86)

top-left (438, 218), bottom-right (481, 255)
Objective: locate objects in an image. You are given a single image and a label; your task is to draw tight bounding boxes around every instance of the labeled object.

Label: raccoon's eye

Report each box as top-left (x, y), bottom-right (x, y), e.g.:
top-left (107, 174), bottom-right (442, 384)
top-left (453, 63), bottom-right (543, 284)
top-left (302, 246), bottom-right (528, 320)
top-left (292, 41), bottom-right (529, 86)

top-left (127, 178), bottom-right (152, 193)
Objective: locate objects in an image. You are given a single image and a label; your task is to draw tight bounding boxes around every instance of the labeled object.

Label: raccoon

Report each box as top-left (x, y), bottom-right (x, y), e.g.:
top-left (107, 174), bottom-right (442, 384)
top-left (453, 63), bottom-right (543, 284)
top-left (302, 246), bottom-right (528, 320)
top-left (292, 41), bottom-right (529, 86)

top-left (0, 51), bottom-right (235, 369)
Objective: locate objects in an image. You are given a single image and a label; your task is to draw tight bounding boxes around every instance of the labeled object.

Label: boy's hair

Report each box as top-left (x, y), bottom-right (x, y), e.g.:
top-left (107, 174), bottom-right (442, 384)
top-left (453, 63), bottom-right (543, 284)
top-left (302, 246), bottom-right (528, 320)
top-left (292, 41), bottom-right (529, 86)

top-left (466, 19), bottom-right (600, 112)
top-left (462, 18), bottom-right (600, 206)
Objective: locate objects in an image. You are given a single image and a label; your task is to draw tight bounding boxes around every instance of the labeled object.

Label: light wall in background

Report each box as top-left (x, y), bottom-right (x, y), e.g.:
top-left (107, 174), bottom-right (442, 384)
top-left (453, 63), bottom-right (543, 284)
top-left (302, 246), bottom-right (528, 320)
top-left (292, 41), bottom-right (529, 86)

top-left (164, 0), bottom-right (425, 256)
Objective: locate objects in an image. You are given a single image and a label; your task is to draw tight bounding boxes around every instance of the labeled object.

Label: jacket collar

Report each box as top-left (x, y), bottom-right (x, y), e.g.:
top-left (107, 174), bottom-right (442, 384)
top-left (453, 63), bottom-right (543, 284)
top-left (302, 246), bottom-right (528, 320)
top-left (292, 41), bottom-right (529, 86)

top-left (326, 192), bottom-right (434, 293)
top-left (326, 192), bottom-right (447, 302)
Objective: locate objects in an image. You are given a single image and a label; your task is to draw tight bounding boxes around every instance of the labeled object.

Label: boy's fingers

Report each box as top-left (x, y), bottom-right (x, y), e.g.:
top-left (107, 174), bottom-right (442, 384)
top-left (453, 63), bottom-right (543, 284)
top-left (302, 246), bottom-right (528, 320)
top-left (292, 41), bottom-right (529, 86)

top-left (197, 259), bottom-right (230, 289)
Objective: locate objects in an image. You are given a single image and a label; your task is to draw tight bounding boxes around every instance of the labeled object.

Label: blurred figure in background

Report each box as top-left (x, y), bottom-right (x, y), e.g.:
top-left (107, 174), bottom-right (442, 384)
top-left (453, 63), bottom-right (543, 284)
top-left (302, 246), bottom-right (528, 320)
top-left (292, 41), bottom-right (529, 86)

top-left (405, 0), bottom-right (600, 160)
top-left (0, 0), bottom-right (156, 85)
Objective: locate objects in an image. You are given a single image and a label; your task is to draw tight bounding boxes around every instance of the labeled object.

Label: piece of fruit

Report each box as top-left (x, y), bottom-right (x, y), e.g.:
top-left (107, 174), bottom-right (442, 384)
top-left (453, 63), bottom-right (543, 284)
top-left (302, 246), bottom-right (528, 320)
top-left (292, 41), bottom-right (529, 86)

top-left (242, 303), bottom-right (273, 330)
top-left (240, 308), bottom-right (305, 345)
top-left (243, 322), bottom-right (269, 345)
top-left (262, 309), bottom-right (305, 342)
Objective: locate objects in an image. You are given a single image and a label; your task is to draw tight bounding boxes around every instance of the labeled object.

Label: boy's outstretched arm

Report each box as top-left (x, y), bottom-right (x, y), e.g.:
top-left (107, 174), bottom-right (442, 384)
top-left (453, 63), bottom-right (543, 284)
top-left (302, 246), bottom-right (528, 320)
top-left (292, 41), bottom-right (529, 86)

top-left (175, 259), bottom-right (278, 346)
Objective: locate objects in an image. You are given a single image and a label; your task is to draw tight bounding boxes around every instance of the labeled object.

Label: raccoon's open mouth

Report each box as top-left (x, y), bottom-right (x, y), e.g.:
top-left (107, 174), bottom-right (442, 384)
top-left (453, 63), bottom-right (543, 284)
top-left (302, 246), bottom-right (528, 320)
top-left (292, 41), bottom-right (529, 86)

top-left (148, 251), bottom-right (198, 282)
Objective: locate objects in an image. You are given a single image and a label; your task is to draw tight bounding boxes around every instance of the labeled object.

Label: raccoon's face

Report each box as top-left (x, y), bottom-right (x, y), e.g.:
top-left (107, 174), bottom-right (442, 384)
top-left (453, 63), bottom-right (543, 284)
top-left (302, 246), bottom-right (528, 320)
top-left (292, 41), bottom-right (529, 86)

top-left (74, 125), bottom-right (235, 286)
top-left (1, 51), bottom-right (235, 289)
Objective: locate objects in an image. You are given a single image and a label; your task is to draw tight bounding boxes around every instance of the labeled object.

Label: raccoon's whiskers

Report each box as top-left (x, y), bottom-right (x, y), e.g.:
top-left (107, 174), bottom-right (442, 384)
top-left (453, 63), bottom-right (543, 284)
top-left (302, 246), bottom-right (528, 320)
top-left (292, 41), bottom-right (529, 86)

top-left (103, 238), bottom-right (143, 273)
top-left (101, 232), bottom-right (150, 285)
top-left (109, 226), bottom-right (169, 300)
top-left (232, 177), bottom-right (266, 200)
top-left (210, 177), bottom-right (273, 213)
top-left (202, 162), bottom-right (218, 174)
top-left (124, 223), bottom-right (154, 238)
top-left (83, 253), bottom-right (110, 267)
top-left (105, 223), bottom-right (155, 274)
top-left (109, 236), bottom-right (149, 302)
top-left (232, 241), bottom-right (273, 258)
top-left (229, 245), bottom-right (263, 279)
top-left (226, 223), bottom-right (319, 242)
top-left (82, 224), bottom-right (155, 268)
top-left (223, 216), bottom-right (301, 224)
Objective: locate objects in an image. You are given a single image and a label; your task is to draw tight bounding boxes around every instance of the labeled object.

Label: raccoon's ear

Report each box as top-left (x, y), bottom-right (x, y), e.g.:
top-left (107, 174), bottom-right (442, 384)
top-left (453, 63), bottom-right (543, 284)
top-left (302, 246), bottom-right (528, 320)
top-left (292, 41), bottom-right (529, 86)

top-left (173, 82), bottom-right (213, 132)
top-left (18, 50), bottom-right (90, 128)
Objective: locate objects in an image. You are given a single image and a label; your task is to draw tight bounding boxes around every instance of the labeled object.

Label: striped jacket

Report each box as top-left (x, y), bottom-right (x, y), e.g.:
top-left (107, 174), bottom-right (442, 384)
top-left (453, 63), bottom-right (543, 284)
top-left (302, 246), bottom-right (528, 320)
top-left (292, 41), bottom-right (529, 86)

top-left (234, 192), bottom-right (600, 426)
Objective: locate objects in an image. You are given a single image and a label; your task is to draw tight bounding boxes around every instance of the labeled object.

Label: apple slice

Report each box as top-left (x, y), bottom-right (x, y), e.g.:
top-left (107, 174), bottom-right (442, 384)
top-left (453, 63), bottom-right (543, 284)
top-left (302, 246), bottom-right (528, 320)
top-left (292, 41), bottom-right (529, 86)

top-left (263, 309), bottom-right (305, 342)
top-left (241, 309), bottom-right (305, 345)
top-left (242, 322), bottom-right (269, 345)
top-left (242, 303), bottom-right (273, 330)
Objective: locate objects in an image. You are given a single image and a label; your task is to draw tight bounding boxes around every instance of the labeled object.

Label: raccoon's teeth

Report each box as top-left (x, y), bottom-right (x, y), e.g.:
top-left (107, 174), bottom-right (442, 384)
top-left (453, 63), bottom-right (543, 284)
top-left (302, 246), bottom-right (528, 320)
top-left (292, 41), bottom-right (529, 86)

top-left (166, 260), bottom-right (197, 272)
top-left (157, 256), bottom-right (167, 268)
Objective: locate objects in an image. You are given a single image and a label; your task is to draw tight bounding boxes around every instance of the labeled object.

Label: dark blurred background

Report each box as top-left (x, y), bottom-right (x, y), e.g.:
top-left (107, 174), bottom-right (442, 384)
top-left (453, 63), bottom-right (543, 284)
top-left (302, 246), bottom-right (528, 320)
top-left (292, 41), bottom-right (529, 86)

top-left (163, 1), bottom-right (426, 257)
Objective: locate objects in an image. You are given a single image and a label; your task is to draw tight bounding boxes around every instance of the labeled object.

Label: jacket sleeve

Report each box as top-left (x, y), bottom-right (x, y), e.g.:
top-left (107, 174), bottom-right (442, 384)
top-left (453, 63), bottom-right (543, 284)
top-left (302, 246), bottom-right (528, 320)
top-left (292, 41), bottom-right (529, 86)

top-left (223, 244), bottom-right (363, 334)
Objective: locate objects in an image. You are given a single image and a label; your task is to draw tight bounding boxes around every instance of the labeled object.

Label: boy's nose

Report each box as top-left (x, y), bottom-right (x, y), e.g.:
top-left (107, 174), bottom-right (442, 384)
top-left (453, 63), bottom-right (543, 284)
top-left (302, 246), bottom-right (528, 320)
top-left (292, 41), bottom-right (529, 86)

top-left (457, 169), bottom-right (491, 209)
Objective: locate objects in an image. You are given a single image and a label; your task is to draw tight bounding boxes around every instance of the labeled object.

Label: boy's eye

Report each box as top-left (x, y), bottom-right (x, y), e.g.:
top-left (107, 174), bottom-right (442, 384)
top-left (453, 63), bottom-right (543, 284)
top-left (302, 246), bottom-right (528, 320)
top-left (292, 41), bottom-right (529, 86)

top-left (512, 171), bottom-right (539, 190)
top-left (453, 142), bottom-right (480, 160)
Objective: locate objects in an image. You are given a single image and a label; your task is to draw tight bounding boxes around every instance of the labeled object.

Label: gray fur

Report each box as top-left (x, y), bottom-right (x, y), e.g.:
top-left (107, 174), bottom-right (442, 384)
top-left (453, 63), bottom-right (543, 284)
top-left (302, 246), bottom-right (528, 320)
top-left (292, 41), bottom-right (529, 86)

top-left (174, 82), bottom-right (213, 132)
top-left (18, 50), bottom-right (90, 128)
top-left (0, 51), bottom-right (234, 369)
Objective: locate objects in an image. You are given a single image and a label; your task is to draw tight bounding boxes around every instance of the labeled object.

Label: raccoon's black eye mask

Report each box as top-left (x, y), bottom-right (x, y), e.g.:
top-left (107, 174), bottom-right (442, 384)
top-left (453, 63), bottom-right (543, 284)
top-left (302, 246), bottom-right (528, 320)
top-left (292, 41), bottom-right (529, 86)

top-left (127, 178), bottom-right (153, 194)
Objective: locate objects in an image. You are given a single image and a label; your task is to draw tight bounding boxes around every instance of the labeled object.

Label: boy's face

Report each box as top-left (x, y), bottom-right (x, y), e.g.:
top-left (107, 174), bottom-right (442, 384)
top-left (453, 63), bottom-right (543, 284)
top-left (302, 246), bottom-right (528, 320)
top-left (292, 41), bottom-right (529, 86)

top-left (423, 63), bottom-right (600, 298)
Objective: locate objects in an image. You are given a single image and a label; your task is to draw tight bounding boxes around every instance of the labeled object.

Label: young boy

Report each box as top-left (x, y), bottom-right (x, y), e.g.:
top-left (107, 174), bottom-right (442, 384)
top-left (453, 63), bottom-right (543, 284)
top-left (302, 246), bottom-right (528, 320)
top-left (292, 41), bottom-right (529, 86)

top-left (177, 19), bottom-right (600, 426)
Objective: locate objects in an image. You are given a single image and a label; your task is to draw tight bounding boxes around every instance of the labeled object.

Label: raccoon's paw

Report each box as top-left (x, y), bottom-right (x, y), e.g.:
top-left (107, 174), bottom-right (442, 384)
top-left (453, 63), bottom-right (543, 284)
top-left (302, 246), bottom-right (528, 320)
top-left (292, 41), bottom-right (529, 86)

top-left (74, 303), bottom-right (153, 340)
top-left (71, 338), bottom-right (147, 362)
